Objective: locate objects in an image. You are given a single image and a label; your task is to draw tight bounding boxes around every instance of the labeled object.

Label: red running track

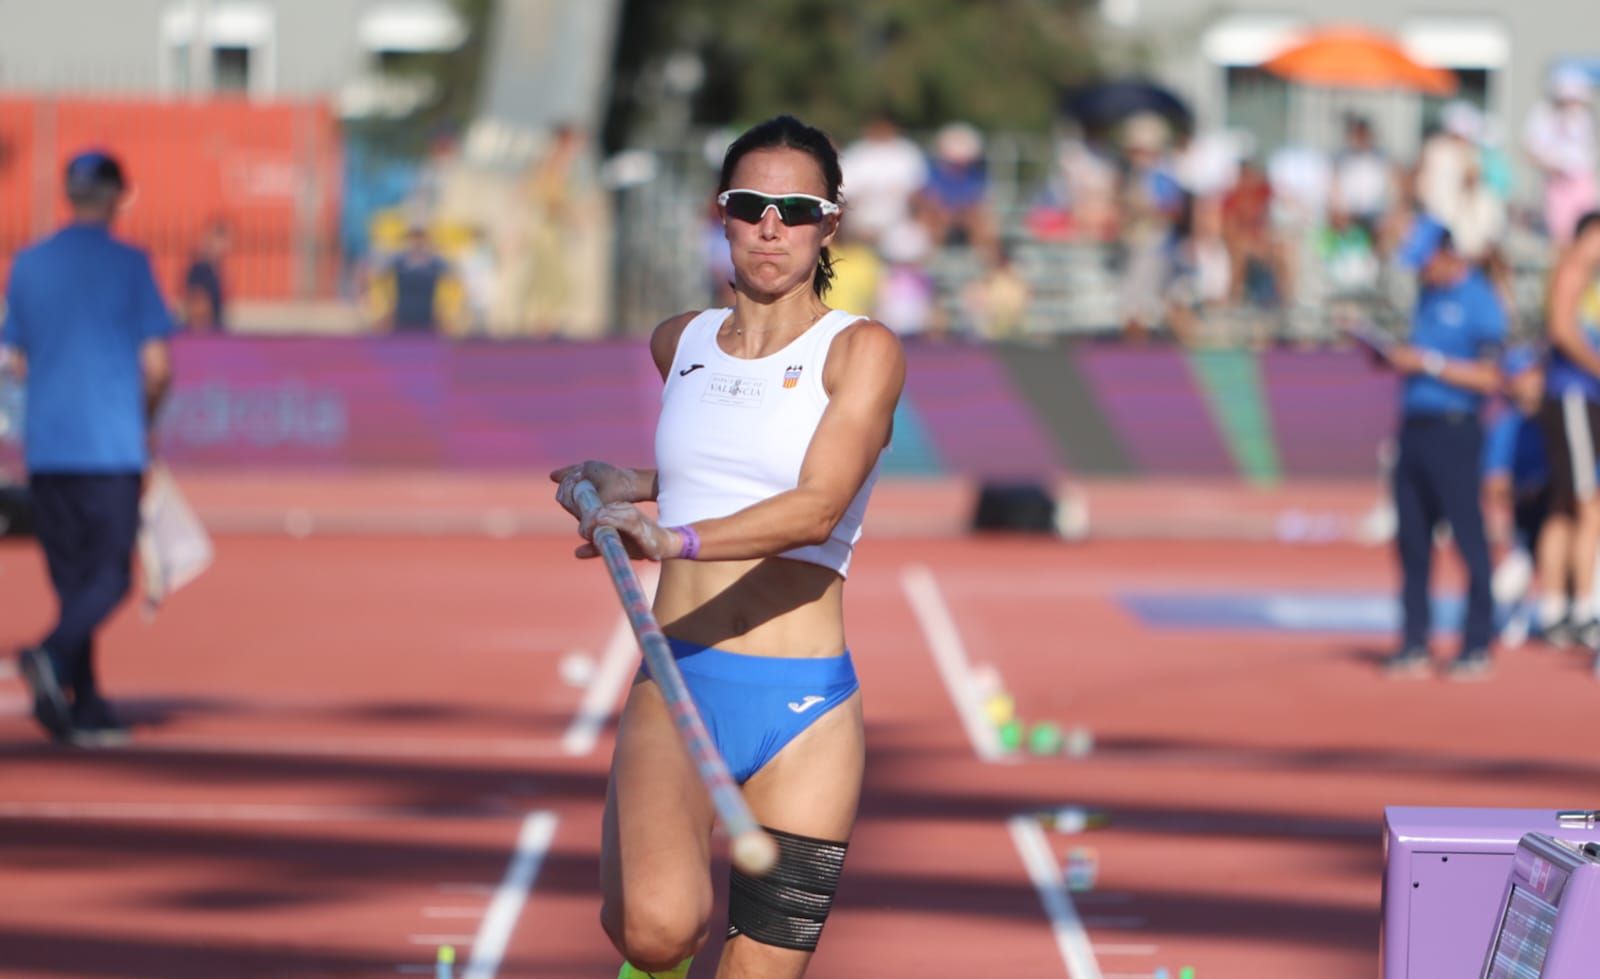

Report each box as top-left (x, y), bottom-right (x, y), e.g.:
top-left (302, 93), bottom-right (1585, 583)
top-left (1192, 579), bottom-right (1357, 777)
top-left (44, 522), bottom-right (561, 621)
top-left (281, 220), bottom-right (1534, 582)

top-left (2, 529), bottom-right (1596, 978)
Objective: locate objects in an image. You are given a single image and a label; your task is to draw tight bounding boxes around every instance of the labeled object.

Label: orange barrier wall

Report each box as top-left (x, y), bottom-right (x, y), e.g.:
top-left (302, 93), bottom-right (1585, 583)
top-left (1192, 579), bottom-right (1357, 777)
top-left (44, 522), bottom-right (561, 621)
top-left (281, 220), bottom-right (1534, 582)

top-left (0, 97), bottom-right (342, 301)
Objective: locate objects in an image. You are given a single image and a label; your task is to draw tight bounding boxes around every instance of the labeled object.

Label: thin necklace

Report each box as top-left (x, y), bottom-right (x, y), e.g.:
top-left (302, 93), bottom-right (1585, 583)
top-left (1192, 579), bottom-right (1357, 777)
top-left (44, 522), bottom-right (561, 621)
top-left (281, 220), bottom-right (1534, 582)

top-left (730, 307), bottom-right (827, 337)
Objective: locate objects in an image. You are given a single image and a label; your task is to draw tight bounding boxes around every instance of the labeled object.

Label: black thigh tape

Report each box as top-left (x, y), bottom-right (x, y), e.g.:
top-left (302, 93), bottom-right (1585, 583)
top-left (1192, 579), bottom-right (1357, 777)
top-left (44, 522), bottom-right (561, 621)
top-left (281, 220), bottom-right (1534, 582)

top-left (726, 825), bottom-right (849, 952)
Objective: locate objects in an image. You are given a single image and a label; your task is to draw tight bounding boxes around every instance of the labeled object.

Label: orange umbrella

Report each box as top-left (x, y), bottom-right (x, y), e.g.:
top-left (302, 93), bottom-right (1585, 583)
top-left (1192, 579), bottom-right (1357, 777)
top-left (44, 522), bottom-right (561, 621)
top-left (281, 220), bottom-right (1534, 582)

top-left (1262, 26), bottom-right (1458, 95)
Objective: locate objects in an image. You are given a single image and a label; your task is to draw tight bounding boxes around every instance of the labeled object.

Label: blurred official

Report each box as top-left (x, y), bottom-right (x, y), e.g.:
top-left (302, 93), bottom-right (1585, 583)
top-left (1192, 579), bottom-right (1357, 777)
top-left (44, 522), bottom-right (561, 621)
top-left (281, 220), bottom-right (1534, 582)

top-left (1, 150), bottom-right (175, 743)
top-left (1380, 217), bottom-right (1507, 678)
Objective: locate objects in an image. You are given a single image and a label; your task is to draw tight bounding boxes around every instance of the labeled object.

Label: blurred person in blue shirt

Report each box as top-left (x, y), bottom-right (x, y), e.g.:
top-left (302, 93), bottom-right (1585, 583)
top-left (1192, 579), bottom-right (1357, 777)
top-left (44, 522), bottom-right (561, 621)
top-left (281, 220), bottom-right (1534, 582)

top-left (1483, 347), bottom-right (1551, 547)
top-left (921, 122), bottom-right (994, 252)
top-left (181, 219), bottom-right (229, 331)
top-left (1, 149), bottom-right (176, 744)
top-left (1376, 216), bottom-right (1507, 678)
top-left (386, 225), bottom-right (450, 332)
top-left (1482, 347), bottom-right (1550, 644)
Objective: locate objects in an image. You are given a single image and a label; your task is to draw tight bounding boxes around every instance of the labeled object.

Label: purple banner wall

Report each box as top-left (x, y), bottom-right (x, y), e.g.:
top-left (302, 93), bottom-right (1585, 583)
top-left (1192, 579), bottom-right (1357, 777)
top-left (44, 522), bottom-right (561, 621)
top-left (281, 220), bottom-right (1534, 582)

top-left (0, 337), bottom-right (1405, 480)
top-left (1261, 350), bottom-right (1396, 477)
top-left (1075, 348), bottom-right (1235, 476)
top-left (901, 342), bottom-right (1067, 478)
top-left (160, 338), bottom-right (659, 469)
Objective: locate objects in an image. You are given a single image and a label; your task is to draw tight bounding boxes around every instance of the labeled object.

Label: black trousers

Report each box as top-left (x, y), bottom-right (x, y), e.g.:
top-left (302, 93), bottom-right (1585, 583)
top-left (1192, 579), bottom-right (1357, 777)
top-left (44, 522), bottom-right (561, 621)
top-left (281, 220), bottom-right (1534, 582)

top-left (1393, 416), bottom-right (1493, 652)
top-left (29, 473), bottom-right (142, 702)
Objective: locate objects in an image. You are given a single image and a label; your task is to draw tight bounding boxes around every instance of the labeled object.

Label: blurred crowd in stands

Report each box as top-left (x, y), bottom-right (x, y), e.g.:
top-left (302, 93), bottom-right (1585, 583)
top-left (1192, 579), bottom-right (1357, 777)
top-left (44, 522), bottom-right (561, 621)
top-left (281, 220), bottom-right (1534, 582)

top-left (230, 67), bottom-right (1596, 344)
top-left (691, 66), bottom-right (1594, 347)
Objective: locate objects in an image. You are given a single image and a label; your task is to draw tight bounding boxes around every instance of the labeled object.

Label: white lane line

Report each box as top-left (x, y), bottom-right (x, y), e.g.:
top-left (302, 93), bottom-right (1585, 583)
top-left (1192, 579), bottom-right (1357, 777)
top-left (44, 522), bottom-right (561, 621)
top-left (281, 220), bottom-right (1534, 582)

top-left (1009, 816), bottom-right (1104, 979)
top-left (463, 810), bottom-right (559, 979)
top-left (901, 564), bottom-right (1010, 763)
top-left (562, 567), bottom-right (658, 756)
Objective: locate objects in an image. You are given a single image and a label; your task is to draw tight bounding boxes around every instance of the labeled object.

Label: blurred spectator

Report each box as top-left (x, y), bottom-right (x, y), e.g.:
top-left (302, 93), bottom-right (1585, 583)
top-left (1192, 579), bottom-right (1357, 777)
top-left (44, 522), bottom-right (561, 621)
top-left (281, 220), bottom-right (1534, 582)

top-left (1173, 195), bottom-right (1231, 308)
top-left (386, 226), bottom-right (451, 332)
top-left (961, 243), bottom-right (1032, 340)
top-left (840, 113), bottom-right (928, 245)
top-left (1031, 130), bottom-right (1119, 241)
top-left (1332, 115), bottom-right (1393, 241)
top-left (1449, 158), bottom-right (1508, 262)
top-left (876, 197), bottom-right (939, 337)
top-left (1417, 101), bottom-right (1483, 228)
top-left (1223, 160), bottom-right (1284, 309)
top-left (1524, 67), bottom-right (1598, 243)
top-left (1267, 144), bottom-right (1331, 227)
top-left (922, 122), bottom-right (995, 252)
top-left (1116, 113), bottom-right (1185, 341)
top-left (1317, 208), bottom-right (1379, 296)
top-left (182, 220), bottom-right (229, 332)
top-left (1174, 129), bottom-right (1244, 203)
top-left (1378, 216), bottom-right (1507, 678)
top-left (1170, 131), bottom-right (1242, 338)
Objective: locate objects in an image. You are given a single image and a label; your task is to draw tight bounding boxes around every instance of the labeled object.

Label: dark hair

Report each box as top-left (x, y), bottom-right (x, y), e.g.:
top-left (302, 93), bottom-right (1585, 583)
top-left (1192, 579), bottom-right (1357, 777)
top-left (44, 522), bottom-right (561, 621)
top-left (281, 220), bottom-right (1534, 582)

top-left (64, 150), bottom-right (126, 206)
top-left (1576, 210), bottom-right (1600, 241)
top-left (717, 115), bottom-right (842, 296)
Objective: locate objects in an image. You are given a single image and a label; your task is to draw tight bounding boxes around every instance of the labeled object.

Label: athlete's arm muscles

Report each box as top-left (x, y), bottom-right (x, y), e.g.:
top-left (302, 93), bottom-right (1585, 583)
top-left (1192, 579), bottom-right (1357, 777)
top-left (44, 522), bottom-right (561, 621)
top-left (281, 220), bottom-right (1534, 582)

top-left (679, 320), bottom-right (906, 560)
top-left (1548, 264), bottom-right (1600, 378)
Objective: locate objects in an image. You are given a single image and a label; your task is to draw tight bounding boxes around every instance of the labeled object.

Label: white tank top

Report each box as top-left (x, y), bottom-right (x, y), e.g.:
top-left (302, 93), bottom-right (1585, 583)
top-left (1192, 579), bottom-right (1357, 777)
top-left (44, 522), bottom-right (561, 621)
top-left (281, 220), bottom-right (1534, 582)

top-left (656, 307), bottom-right (880, 577)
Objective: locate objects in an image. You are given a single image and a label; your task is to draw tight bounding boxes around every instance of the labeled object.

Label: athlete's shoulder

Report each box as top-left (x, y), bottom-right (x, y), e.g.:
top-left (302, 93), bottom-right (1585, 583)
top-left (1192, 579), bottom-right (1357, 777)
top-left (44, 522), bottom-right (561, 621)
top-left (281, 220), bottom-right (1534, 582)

top-left (831, 316), bottom-right (903, 363)
top-left (823, 316), bottom-right (905, 396)
top-left (650, 309), bottom-right (707, 378)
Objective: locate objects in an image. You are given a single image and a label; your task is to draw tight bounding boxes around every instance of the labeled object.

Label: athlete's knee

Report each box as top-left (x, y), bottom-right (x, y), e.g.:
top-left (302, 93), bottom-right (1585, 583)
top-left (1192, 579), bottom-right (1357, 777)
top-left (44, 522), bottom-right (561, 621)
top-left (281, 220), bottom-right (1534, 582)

top-left (604, 896), bottom-right (708, 971)
top-left (726, 826), bottom-right (848, 952)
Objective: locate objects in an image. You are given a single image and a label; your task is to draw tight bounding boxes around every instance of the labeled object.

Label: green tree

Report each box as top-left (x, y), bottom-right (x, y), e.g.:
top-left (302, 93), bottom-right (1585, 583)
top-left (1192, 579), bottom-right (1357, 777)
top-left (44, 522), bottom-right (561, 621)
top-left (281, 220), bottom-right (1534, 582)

top-left (350, 0), bottom-right (495, 154)
top-left (606, 0), bottom-right (1099, 148)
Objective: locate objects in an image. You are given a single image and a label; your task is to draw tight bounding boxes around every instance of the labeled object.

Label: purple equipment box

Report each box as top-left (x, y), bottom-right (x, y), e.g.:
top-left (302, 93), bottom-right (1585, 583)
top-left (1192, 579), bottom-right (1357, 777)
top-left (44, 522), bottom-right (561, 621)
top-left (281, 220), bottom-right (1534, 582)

top-left (1481, 832), bottom-right (1600, 976)
top-left (1383, 807), bottom-right (1600, 978)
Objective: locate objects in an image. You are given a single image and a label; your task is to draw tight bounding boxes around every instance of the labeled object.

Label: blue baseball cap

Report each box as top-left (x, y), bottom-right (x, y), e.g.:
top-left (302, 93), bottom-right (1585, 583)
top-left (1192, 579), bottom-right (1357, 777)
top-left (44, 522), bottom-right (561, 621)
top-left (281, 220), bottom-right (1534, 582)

top-left (1501, 345), bottom-right (1541, 377)
top-left (1398, 215), bottom-right (1454, 270)
top-left (64, 149), bottom-right (126, 197)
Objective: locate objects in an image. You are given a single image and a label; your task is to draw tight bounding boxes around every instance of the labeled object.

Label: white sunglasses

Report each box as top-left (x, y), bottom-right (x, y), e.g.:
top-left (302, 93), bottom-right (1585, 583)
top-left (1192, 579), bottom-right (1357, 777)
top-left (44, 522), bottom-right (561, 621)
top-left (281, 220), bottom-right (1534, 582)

top-left (717, 189), bottom-right (841, 226)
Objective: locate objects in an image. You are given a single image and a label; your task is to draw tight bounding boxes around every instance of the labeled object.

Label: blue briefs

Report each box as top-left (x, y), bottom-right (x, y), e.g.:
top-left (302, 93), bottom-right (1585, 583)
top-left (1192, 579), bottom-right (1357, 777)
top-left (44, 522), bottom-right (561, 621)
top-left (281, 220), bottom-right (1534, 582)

top-left (643, 639), bottom-right (859, 784)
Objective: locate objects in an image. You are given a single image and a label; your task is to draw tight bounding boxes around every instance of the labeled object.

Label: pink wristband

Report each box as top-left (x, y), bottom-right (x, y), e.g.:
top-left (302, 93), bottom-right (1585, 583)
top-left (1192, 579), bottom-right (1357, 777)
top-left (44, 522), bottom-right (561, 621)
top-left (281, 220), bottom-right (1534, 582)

top-left (672, 525), bottom-right (700, 560)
